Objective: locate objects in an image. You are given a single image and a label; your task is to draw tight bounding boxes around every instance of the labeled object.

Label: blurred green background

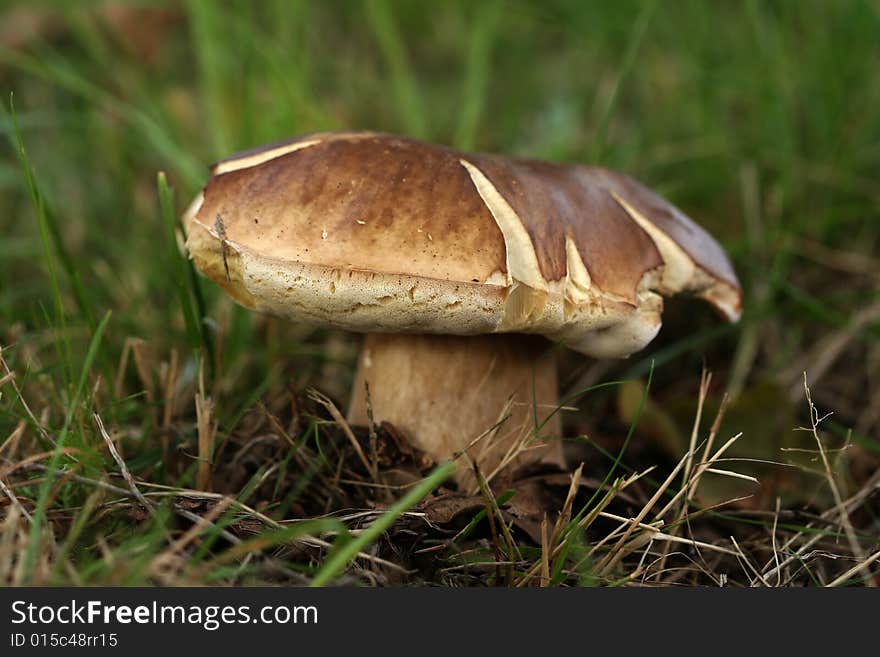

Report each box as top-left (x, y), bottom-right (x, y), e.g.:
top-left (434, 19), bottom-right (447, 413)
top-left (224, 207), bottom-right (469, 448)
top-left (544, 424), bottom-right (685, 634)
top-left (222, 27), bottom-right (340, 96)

top-left (4, 1), bottom-right (878, 420)
top-left (0, 0), bottom-right (878, 584)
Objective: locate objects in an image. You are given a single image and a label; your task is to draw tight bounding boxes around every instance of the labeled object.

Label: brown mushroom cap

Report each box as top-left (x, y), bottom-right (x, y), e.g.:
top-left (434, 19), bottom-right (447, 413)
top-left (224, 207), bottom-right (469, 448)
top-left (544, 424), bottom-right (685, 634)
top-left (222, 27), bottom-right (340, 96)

top-left (184, 131), bottom-right (741, 358)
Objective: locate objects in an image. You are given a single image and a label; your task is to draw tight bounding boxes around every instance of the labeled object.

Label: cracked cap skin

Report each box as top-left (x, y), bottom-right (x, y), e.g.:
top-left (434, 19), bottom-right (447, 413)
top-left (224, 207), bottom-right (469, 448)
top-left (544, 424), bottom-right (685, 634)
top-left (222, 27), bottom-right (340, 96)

top-left (184, 131), bottom-right (742, 358)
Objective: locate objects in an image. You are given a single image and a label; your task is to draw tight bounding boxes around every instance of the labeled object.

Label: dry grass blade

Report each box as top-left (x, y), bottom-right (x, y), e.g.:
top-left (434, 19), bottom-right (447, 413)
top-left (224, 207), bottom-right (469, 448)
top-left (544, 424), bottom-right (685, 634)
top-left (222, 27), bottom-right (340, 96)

top-left (8, 461), bottom-right (129, 497)
top-left (469, 457), bottom-right (521, 584)
top-left (1, 345), bottom-right (59, 450)
top-left (800, 373), bottom-right (873, 586)
top-left (516, 467), bottom-right (651, 587)
top-left (112, 336), bottom-right (135, 398)
top-left (161, 347), bottom-right (179, 429)
top-left (586, 516), bottom-right (663, 563)
top-left (363, 382), bottom-right (381, 483)
top-left (130, 481), bottom-right (410, 575)
top-left (642, 530), bottom-right (740, 557)
top-left (308, 389), bottom-right (372, 474)
top-left (597, 512), bottom-right (738, 557)
top-left (827, 547), bottom-right (880, 587)
top-left (0, 370), bottom-right (14, 389)
top-left (653, 432), bottom-right (744, 522)
top-left (771, 497), bottom-right (782, 586)
top-left (681, 369), bottom-right (711, 490)
top-left (0, 477), bottom-right (32, 522)
top-left (796, 237), bottom-right (880, 280)
top-left (130, 338), bottom-right (155, 403)
top-left (0, 421), bottom-right (26, 458)
top-left (690, 392), bottom-right (732, 498)
top-left (469, 397), bottom-right (515, 492)
top-left (595, 447), bottom-right (697, 576)
top-left (552, 463), bottom-right (583, 546)
top-left (577, 468), bottom-right (655, 534)
top-left (0, 506), bottom-right (24, 585)
top-left (94, 412), bottom-right (152, 510)
top-left (151, 496), bottom-right (235, 576)
top-left (784, 302), bottom-right (880, 400)
top-left (0, 449), bottom-right (79, 480)
top-left (540, 514), bottom-right (551, 587)
top-left (760, 469), bottom-right (880, 583)
top-left (258, 401), bottom-right (297, 449)
top-left (730, 535), bottom-right (771, 587)
top-left (654, 371), bottom-right (712, 577)
top-left (473, 461), bottom-right (503, 583)
top-left (195, 371), bottom-right (216, 492)
top-left (702, 468), bottom-right (759, 483)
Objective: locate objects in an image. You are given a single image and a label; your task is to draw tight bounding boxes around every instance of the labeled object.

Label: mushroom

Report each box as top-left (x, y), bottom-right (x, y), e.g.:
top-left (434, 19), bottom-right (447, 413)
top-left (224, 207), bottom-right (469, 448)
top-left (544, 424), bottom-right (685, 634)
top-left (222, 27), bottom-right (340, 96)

top-left (183, 132), bottom-right (742, 489)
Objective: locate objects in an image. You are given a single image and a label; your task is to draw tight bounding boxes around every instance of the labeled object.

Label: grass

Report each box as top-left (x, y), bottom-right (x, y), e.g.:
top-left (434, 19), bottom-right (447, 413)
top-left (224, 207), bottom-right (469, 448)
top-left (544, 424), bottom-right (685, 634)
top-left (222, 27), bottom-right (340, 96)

top-left (1, 0), bottom-right (878, 586)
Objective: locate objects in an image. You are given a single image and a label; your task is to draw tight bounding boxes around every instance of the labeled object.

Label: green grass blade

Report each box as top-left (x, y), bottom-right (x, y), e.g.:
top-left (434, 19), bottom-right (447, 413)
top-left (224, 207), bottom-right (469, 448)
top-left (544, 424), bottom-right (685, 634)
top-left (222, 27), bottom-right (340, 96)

top-left (7, 94), bottom-right (72, 384)
top-left (453, 489), bottom-right (515, 543)
top-left (590, 0), bottom-right (657, 163)
top-left (549, 363), bottom-right (655, 585)
top-left (364, 0), bottom-right (429, 138)
top-left (0, 49), bottom-right (204, 188)
top-left (24, 309), bottom-right (112, 580)
top-left (311, 461), bottom-right (455, 586)
top-left (6, 96), bottom-right (95, 329)
top-left (158, 172), bottom-right (208, 356)
top-left (185, 0), bottom-right (234, 157)
top-left (454, 0), bottom-right (501, 150)
top-left (584, 362), bottom-right (654, 514)
top-left (40, 197), bottom-right (96, 331)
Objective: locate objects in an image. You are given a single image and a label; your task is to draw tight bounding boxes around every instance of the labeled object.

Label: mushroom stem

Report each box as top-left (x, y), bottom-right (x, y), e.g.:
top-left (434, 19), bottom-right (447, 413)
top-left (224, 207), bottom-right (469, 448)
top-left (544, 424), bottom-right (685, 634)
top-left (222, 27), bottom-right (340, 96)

top-left (347, 333), bottom-right (563, 489)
